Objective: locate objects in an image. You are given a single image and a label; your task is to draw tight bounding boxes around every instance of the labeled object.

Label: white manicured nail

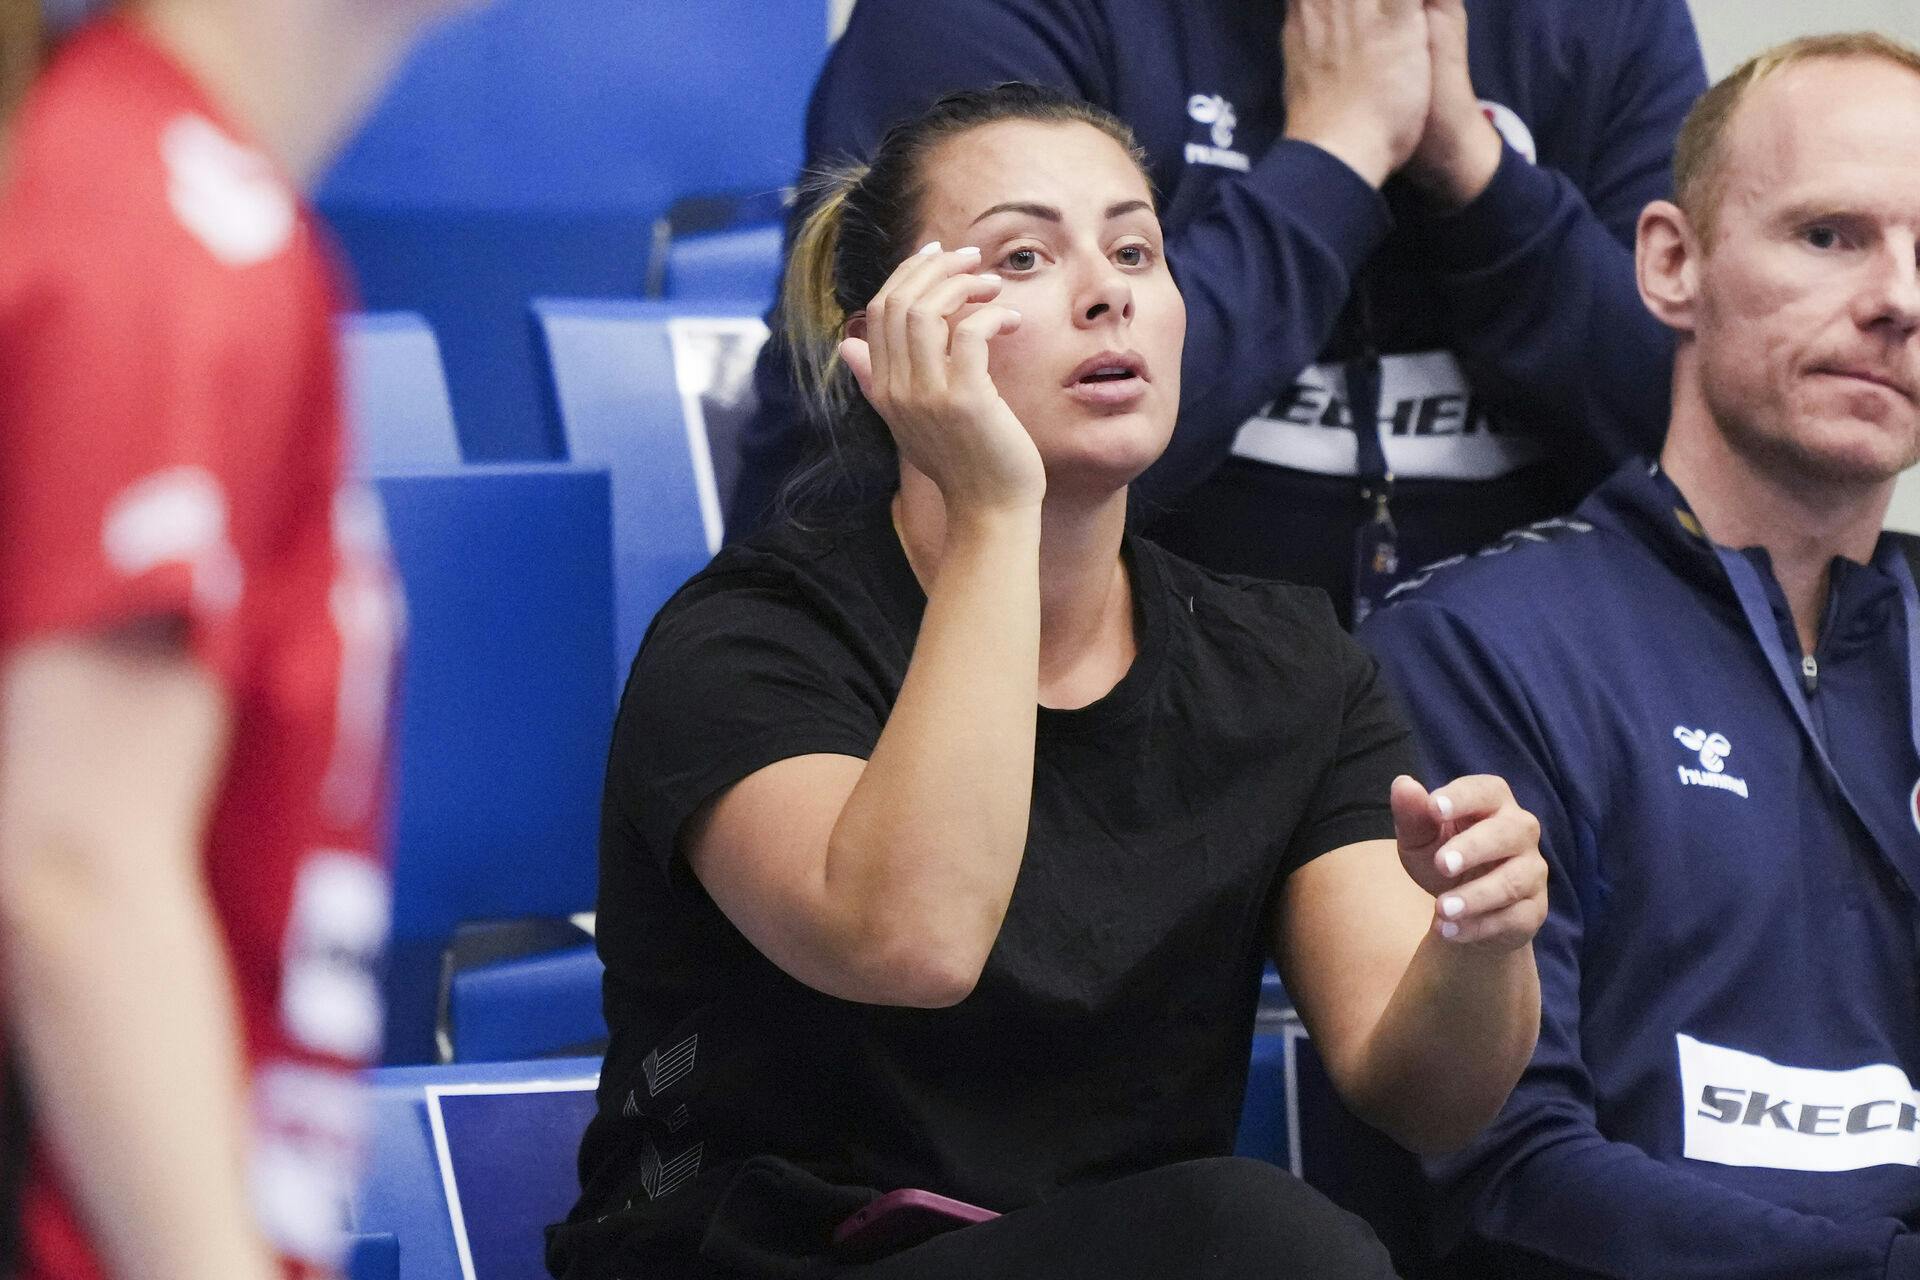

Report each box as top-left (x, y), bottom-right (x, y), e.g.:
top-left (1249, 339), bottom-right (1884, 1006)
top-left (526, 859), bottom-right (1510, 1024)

top-left (1435, 793), bottom-right (1454, 820)
top-left (918, 241), bottom-right (942, 255)
top-left (955, 245), bottom-right (981, 258)
top-left (1441, 847), bottom-right (1463, 876)
top-left (1441, 895), bottom-right (1465, 919)
top-left (1440, 921), bottom-right (1461, 940)
top-left (977, 273), bottom-right (1003, 285)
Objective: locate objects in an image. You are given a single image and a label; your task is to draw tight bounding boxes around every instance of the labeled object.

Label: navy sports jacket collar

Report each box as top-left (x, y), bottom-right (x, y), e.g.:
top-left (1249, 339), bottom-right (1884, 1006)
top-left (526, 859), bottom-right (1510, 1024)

top-left (1586, 460), bottom-right (1920, 885)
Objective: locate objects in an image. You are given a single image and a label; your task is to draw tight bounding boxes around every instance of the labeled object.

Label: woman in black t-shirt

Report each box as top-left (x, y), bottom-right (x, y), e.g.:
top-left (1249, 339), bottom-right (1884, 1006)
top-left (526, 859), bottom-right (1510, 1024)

top-left (550, 84), bottom-right (1548, 1280)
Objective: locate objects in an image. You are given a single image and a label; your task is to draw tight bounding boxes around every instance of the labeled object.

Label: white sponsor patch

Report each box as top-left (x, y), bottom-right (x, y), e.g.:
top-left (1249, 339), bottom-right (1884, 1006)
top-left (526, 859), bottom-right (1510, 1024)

top-left (1678, 1034), bottom-right (1920, 1172)
top-left (102, 466), bottom-right (243, 612)
top-left (161, 114), bottom-right (296, 267)
top-left (250, 1064), bottom-right (368, 1266)
top-left (1230, 351), bottom-right (1546, 480)
top-left (281, 852), bottom-right (390, 1060)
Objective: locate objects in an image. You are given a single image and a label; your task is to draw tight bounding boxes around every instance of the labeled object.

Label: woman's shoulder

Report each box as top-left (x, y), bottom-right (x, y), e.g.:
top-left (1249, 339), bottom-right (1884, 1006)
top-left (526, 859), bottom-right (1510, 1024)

top-left (644, 505), bottom-right (907, 654)
top-left (1132, 534), bottom-right (1344, 648)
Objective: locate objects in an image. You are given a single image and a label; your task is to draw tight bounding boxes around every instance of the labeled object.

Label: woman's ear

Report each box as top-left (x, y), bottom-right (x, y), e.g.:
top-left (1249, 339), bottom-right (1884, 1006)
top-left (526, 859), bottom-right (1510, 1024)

top-left (839, 311), bottom-right (874, 398)
top-left (1637, 200), bottom-right (1703, 335)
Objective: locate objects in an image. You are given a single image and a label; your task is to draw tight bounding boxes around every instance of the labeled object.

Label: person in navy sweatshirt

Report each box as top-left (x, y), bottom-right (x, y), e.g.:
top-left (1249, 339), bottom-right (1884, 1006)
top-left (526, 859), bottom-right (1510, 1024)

top-left (1361, 33), bottom-right (1920, 1279)
top-left (725, 0), bottom-right (1706, 625)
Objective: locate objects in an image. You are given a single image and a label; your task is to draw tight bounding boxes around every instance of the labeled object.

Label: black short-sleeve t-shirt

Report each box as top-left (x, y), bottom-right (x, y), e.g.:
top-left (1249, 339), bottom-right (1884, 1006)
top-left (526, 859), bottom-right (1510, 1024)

top-left (549, 504), bottom-right (1414, 1277)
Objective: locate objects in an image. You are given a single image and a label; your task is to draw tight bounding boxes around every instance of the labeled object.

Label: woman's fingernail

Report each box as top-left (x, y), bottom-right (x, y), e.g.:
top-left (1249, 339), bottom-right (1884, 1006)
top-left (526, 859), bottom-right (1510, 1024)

top-left (1440, 921), bottom-right (1461, 940)
top-left (1441, 895), bottom-right (1465, 919)
top-left (978, 273), bottom-right (1003, 285)
top-left (955, 245), bottom-right (981, 259)
top-left (1441, 847), bottom-right (1463, 876)
top-left (1435, 793), bottom-right (1454, 820)
top-left (918, 241), bottom-right (942, 255)
top-left (1003, 308), bottom-right (1021, 320)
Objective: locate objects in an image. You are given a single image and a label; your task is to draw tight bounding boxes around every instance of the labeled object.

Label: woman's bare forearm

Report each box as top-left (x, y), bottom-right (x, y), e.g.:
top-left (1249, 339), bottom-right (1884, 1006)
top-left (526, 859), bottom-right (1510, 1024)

top-left (1348, 934), bottom-right (1539, 1155)
top-left (0, 639), bottom-right (276, 1280)
top-left (822, 501), bottom-right (1042, 1004)
top-left (3, 859), bottom-right (279, 1280)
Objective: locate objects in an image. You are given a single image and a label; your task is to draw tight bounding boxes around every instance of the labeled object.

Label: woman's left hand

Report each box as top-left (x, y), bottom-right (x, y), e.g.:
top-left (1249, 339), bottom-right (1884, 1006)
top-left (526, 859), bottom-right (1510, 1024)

top-left (1389, 773), bottom-right (1547, 951)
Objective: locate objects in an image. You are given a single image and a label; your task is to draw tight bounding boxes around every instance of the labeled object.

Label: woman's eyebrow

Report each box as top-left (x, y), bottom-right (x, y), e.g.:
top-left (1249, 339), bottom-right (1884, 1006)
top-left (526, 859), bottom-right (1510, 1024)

top-left (967, 198), bottom-right (1155, 226)
top-left (968, 201), bottom-right (1060, 226)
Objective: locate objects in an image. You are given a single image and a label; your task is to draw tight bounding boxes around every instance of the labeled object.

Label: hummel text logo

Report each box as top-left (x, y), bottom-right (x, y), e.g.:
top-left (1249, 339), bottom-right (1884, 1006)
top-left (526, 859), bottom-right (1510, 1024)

top-left (1185, 93), bottom-right (1249, 171)
top-left (1187, 94), bottom-right (1237, 148)
top-left (1673, 726), bottom-right (1749, 798)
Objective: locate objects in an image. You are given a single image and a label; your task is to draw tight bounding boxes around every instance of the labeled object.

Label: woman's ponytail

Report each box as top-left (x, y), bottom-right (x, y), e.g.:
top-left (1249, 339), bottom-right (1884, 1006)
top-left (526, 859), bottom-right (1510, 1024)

top-left (781, 163), bottom-right (867, 433)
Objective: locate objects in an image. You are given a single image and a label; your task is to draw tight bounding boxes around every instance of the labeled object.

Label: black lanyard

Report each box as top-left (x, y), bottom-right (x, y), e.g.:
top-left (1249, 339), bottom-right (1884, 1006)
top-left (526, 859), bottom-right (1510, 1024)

top-left (1347, 285), bottom-right (1398, 625)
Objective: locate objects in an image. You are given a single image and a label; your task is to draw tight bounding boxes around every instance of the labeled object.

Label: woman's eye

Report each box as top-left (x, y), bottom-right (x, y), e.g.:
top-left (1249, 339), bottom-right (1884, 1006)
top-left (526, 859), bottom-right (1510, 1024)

top-left (1115, 244), bottom-right (1148, 267)
top-left (1803, 226), bottom-right (1843, 250)
top-left (1002, 247), bottom-right (1040, 272)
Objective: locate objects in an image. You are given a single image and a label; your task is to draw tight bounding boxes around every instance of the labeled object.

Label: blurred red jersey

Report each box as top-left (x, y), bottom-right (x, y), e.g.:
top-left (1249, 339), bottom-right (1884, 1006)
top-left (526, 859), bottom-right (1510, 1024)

top-left (0, 17), bottom-right (399, 1280)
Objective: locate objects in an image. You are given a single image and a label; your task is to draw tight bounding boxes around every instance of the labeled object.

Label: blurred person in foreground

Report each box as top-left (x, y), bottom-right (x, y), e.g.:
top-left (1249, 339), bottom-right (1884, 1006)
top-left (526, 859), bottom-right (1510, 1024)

top-left (0, 0), bottom-right (468, 1275)
top-left (549, 82), bottom-right (1549, 1280)
top-left (727, 0), bottom-right (1706, 626)
top-left (1362, 33), bottom-right (1920, 1280)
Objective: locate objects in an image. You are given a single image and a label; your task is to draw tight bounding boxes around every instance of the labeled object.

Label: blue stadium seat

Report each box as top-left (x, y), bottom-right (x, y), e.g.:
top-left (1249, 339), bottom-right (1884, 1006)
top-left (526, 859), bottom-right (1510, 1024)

top-left (649, 189), bottom-right (790, 307)
top-left (320, 0), bottom-right (830, 462)
top-left (1247, 999), bottom-right (1438, 1276)
top-left (351, 1057), bottom-right (600, 1280)
top-left (662, 223), bottom-right (784, 307)
top-left (1232, 967), bottom-right (1295, 1168)
top-left (340, 313), bottom-right (461, 471)
top-left (374, 465), bottom-right (616, 1064)
top-left (442, 927), bottom-right (605, 1063)
top-left (532, 298), bottom-right (769, 680)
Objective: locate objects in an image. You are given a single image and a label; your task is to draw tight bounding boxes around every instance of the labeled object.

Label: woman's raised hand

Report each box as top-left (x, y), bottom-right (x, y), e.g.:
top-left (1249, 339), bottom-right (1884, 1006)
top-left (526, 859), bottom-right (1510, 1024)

top-left (840, 243), bottom-right (1046, 513)
top-left (1390, 774), bottom-right (1548, 951)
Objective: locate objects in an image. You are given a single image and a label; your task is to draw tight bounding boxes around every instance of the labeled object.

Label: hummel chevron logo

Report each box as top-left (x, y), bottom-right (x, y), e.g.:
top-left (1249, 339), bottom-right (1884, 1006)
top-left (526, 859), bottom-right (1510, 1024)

top-left (642, 1033), bottom-right (698, 1098)
top-left (1674, 726), bottom-right (1749, 798)
top-left (1674, 726), bottom-right (1731, 771)
top-left (1184, 92), bottom-right (1249, 171)
top-left (639, 1135), bottom-right (704, 1201)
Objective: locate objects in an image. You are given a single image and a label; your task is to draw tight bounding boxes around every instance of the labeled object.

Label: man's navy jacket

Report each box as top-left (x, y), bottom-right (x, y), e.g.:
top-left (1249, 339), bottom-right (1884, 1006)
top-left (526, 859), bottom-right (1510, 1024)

top-left (1362, 462), bottom-right (1920, 1279)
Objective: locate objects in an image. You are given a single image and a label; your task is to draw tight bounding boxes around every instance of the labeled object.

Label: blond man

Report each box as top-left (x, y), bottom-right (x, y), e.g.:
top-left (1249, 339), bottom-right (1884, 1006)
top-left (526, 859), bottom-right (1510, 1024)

top-left (1362, 32), bottom-right (1920, 1279)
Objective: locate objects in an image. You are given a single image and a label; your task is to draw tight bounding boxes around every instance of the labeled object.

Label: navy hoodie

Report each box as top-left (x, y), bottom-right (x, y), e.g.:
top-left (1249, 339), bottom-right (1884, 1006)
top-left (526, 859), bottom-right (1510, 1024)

top-left (1362, 463), bottom-right (1920, 1279)
top-left (727, 0), bottom-right (1707, 622)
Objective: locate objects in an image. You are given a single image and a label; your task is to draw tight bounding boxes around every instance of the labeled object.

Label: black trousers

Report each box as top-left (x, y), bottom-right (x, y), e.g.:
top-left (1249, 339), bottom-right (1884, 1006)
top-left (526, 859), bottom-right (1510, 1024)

top-left (832, 1158), bottom-right (1400, 1280)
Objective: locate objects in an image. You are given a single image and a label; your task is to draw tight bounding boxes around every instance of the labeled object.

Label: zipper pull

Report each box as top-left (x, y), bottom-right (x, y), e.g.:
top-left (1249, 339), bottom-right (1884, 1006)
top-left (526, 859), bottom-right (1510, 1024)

top-left (1800, 653), bottom-right (1819, 694)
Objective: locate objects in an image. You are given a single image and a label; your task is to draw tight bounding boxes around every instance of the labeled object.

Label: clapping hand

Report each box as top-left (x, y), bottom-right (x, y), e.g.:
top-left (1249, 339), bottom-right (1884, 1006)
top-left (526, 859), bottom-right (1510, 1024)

top-left (1402, 0), bottom-right (1505, 207)
top-left (1282, 0), bottom-right (1503, 206)
top-left (1282, 0), bottom-right (1433, 188)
